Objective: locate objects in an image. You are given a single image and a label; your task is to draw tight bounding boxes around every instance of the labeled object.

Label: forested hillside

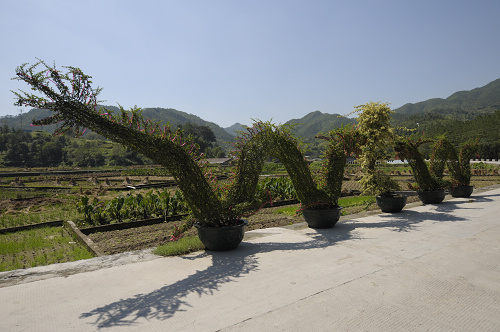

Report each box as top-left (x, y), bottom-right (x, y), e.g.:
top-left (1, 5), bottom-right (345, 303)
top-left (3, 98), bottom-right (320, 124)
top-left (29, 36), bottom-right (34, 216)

top-left (388, 78), bottom-right (500, 159)
top-left (0, 106), bottom-right (235, 147)
top-left (392, 78), bottom-right (500, 134)
top-left (224, 123), bottom-right (246, 136)
top-left (223, 111), bottom-right (356, 139)
top-left (0, 121), bottom-right (224, 168)
top-left (397, 110), bottom-right (500, 159)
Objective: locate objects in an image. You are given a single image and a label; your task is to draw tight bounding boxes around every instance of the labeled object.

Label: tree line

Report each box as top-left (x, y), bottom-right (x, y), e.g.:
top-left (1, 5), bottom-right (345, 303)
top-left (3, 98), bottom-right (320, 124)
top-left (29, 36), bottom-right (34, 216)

top-left (0, 122), bottom-right (225, 168)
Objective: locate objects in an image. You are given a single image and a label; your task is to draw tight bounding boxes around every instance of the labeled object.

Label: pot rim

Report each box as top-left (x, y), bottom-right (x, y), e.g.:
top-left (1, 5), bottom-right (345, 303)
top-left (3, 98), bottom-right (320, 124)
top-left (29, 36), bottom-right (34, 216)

top-left (417, 189), bottom-right (446, 192)
top-left (195, 219), bottom-right (248, 229)
top-left (303, 205), bottom-right (343, 211)
top-left (376, 194), bottom-right (407, 198)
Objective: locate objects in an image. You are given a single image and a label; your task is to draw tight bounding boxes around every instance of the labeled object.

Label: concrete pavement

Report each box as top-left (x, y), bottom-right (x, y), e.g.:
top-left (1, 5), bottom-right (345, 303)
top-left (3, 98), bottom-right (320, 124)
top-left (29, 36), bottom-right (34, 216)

top-left (1, 185), bottom-right (500, 331)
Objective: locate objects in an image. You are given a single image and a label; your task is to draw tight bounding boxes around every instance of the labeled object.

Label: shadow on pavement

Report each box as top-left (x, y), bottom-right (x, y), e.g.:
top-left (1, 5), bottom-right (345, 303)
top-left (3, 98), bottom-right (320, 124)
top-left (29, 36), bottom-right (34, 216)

top-left (80, 192), bottom-right (492, 329)
top-left (79, 229), bottom-right (356, 329)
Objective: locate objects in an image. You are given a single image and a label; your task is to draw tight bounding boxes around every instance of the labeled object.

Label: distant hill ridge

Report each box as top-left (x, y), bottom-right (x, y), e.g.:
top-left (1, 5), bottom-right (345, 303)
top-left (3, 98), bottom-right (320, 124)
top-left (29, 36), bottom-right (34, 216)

top-left (224, 112), bottom-right (356, 138)
top-left (2, 77), bottom-right (499, 142)
top-left (393, 78), bottom-right (500, 116)
top-left (285, 111), bottom-right (356, 138)
top-left (0, 105), bottom-right (235, 144)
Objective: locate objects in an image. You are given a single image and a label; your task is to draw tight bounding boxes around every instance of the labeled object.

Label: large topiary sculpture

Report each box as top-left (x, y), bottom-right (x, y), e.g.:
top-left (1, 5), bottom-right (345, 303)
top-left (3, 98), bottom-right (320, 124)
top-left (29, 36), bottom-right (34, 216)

top-left (12, 60), bottom-right (358, 241)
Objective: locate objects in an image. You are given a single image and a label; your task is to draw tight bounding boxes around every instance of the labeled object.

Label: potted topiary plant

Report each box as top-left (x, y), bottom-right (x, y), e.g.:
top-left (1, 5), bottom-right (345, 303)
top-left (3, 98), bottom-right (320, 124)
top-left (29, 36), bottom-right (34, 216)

top-left (394, 135), bottom-right (448, 204)
top-left (436, 138), bottom-right (479, 198)
top-left (311, 124), bottom-right (364, 226)
top-left (235, 121), bottom-right (352, 229)
top-left (351, 102), bottom-right (406, 213)
top-left (448, 139), bottom-right (479, 197)
top-left (370, 172), bottom-right (406, 213)
top-left (12, 60), bottom-right (262, 251)
top-left (230, 121), bottom-right (362, 229)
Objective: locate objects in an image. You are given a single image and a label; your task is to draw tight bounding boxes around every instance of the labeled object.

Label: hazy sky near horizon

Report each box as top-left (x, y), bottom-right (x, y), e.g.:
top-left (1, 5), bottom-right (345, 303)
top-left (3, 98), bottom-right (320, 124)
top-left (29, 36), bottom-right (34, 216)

top-left (1, 0), bottom-right (499, 127)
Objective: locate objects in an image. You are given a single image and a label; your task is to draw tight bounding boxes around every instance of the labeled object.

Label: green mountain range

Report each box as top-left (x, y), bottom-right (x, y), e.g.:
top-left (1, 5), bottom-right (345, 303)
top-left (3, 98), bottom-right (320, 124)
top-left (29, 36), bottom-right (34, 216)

top-left (2, 77), bottom-right (499, 144)
top-left (392, 78), bottom-right (500, 121)
top-left (224, 122), bottom-right (246, 135)
top-left (224, 112), bottom-right (356, 138)
top-left (0, 106), bottom-right (235, 145)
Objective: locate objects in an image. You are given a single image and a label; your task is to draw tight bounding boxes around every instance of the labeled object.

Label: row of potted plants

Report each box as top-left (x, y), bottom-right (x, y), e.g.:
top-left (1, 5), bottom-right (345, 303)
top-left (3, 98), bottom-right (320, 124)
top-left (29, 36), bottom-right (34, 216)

top-left (13, 61), bottom-right (479, 251)
top-left (354, 102), bottom-right (479, 212)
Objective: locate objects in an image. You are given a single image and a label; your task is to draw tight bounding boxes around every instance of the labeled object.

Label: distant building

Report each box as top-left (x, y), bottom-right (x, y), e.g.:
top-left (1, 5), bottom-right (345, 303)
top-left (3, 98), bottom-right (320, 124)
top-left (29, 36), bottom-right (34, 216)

top-left (206, 157), bottom-right (233, 166)
top-left (346, 156), bottom-right (357, 164)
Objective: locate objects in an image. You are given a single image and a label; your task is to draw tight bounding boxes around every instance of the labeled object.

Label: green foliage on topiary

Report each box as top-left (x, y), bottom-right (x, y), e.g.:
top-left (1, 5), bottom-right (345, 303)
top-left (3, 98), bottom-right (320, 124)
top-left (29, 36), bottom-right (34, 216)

top-left (394, 135), bottom-right (447, 191)
top-left (430, 136), bottom-right (479, 187)
top-left (12, 60), bottom-right (370, 240)
top-left (230, 121), bottom-right (332, 209)
top-left (351, 102), bottom-right (400, 196)
top-left (316, 124), bottom-right (363, 205)
top-left (451, 139), bottom-right (480, 186)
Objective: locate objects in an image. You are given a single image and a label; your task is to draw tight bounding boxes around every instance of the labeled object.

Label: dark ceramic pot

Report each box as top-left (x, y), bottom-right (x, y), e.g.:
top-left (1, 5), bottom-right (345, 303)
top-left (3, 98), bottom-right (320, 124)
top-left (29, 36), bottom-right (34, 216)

top-left (195, 219), bottom-right (248, 251)
top-left (417, 189), bottom-right (446, 204)
top-left (302, 206), bottom-right (343, 229)
top-left (450, 185), bottom-right (474, 198)
top-left (376, 195), bottom-right (407, 213)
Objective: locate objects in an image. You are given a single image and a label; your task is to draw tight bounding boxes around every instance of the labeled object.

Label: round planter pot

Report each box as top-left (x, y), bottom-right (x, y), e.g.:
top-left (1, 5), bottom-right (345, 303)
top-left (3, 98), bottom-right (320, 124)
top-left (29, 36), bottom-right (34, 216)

top-left (417, 189), bottom-right (446, 204)
top-left (376, 195), bottom-right (407, 213)
top-left (302, 206), bottom-right (343, 229)
top-left (450, 185), bottom-right (474, 198)
top-left (195, 219), bottom-right (248, 251)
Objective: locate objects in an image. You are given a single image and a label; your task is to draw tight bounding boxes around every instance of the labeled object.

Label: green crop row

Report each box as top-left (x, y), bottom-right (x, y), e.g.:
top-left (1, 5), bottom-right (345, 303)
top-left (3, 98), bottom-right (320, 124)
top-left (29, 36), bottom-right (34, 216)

top-left (76, 190), bottom-right (188, 227)
top-left (257, 177), bottom-right (297, 201)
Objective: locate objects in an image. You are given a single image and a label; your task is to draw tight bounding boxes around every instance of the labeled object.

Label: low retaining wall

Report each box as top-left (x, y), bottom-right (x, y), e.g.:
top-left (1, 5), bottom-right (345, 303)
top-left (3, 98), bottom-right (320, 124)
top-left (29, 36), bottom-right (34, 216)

top-left (80, 215), bottom-right (186, 235)
top-left (63, 220), bottom-right (104, 257)
top-left (0, 220), bottom-right (63, 235)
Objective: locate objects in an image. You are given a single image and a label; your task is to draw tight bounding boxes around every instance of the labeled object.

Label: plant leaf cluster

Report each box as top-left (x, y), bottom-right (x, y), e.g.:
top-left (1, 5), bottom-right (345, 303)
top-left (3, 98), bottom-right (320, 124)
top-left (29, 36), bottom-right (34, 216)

top-left (76, 190), bottom-right (188, 227)
top-left (350, 102), bottom-right (400, 196)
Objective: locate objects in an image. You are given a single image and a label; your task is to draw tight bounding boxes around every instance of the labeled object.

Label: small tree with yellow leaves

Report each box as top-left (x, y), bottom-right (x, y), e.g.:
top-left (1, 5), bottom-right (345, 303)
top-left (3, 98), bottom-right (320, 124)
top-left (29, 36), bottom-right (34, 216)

top-left (352, 102), bottom-right (400, 196)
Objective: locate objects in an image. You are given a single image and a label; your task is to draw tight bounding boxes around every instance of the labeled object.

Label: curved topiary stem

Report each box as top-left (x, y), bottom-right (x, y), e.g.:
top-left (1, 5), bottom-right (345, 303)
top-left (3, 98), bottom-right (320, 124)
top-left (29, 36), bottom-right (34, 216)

top-left (13, 61), bottom-right (226, 225)
top-left (227, 121), bottom-right (332, 209)
top-left (394, 136), bottom-right (445, 191)
top-left (432, 137), bottom-right (479, 186)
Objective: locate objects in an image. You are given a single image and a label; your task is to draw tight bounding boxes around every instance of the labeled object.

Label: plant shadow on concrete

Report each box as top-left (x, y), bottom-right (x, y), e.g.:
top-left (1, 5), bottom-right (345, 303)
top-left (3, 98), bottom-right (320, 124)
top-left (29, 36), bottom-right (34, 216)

top-left (433, 197), bottom-right (493, 214)
top-left (474, 192), bottom-right (500, 201)
top-left (79, 200), bottom-right (474, 328)
top-left (371, 195), bottom-right (494, 233)
top-left (371, 205), bottom-right (472, 233)
top-left (79, 236), bottom-right (347, 328)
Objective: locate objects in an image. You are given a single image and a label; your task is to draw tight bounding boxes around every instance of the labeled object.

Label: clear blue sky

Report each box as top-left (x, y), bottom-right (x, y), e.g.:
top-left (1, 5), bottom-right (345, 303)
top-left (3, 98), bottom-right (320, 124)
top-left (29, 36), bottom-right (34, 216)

top-left (1, 0), bottom-right (499, 127)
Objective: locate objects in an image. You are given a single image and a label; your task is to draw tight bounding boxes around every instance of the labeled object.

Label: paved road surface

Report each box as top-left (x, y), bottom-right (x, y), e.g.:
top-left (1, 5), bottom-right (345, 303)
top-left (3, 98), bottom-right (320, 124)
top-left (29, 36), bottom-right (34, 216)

top-left (1, 185), bottom-right (499, 331)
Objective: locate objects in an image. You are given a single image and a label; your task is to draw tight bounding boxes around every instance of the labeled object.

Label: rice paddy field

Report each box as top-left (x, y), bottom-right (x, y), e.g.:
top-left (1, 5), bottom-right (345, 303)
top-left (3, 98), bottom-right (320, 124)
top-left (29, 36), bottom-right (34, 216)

top-left (1, 163), bottom-right (499, 272)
